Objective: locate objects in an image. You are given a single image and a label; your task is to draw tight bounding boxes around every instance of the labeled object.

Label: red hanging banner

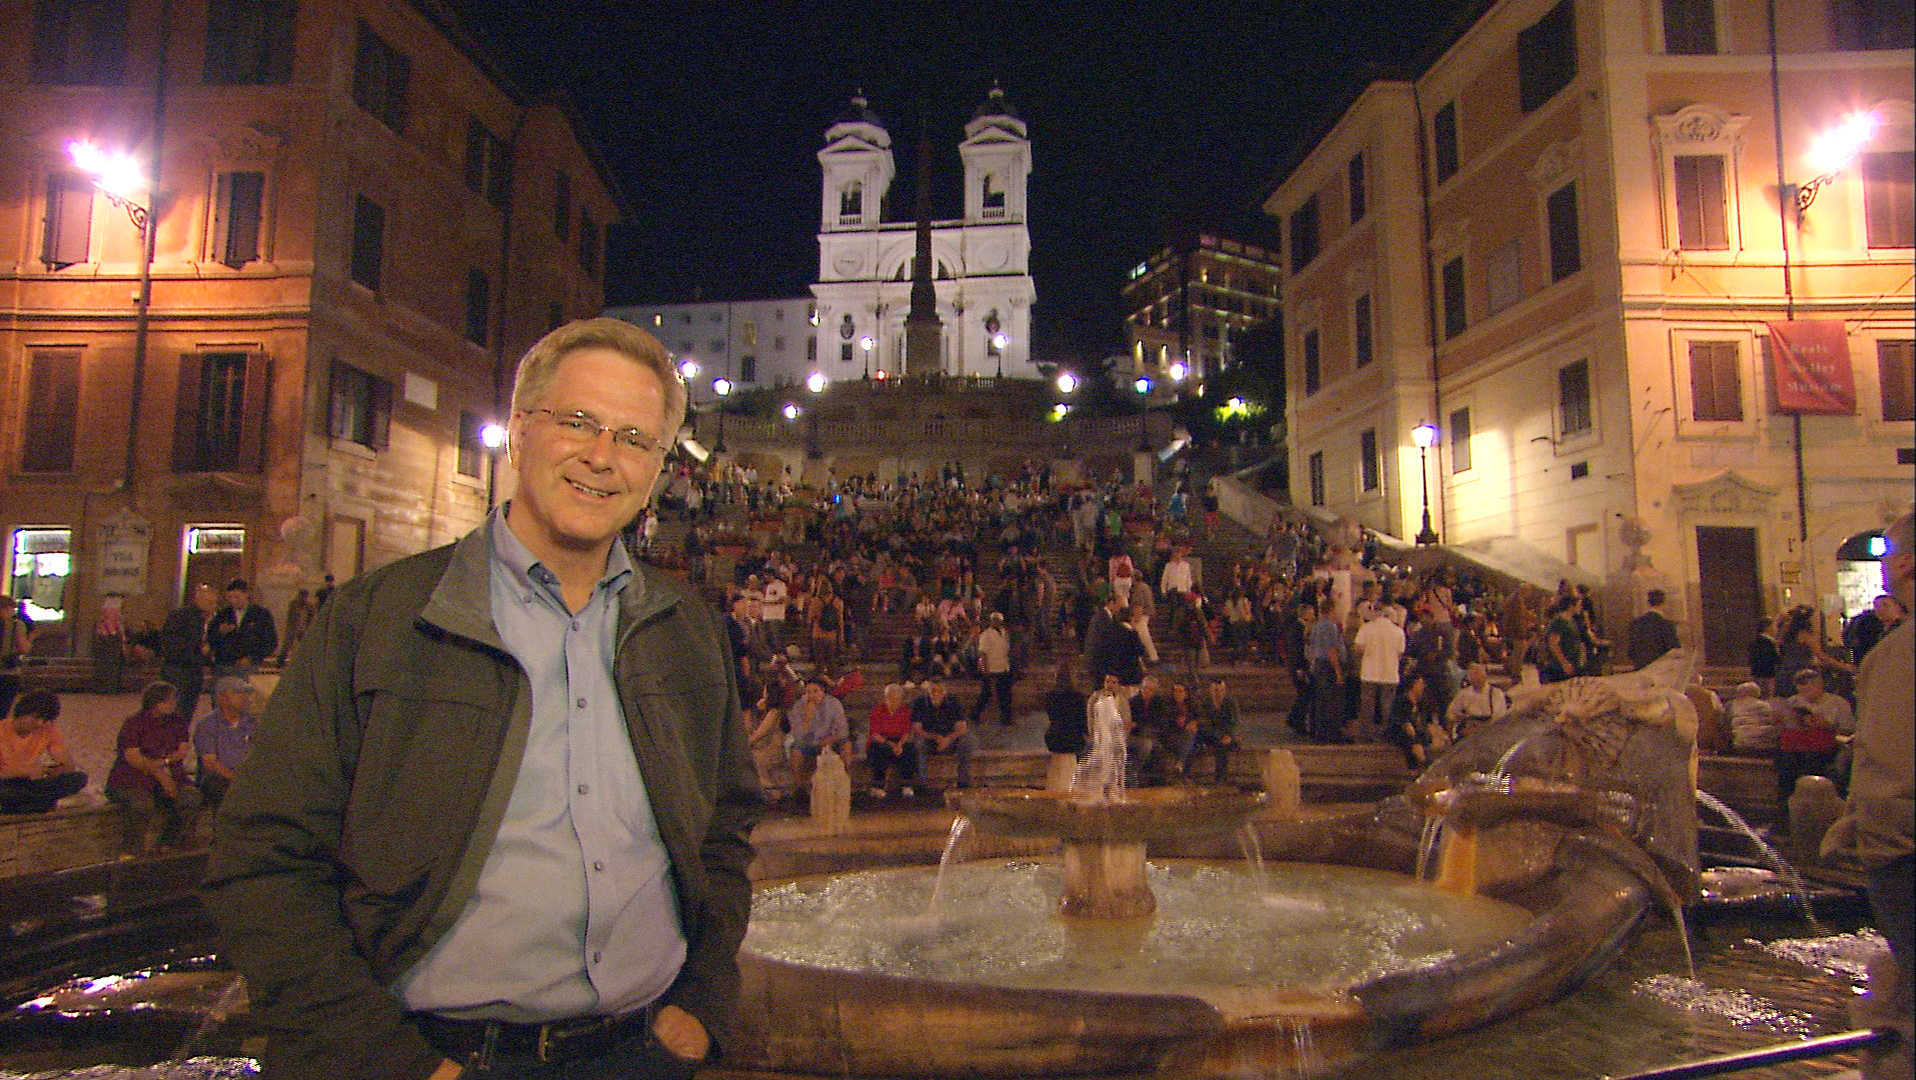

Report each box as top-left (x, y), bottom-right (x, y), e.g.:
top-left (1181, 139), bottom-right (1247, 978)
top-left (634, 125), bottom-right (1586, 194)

top-left (1767, 320), bottom-right (1855, 415)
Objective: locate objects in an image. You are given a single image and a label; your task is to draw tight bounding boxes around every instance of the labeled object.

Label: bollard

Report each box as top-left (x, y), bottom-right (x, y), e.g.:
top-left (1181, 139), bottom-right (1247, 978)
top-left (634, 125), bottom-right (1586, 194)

top-left (1046, 753), bottom-right (1079, 793)
top-left (810, 750), bottom-right (852, 835)
top-left (1259, 748), bottom-right (1301, 816)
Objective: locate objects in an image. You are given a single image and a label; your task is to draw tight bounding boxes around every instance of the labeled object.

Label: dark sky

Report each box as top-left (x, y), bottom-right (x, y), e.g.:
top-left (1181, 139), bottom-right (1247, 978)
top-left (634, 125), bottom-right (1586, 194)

top-left (447, 1), bottom-right (1479, 358)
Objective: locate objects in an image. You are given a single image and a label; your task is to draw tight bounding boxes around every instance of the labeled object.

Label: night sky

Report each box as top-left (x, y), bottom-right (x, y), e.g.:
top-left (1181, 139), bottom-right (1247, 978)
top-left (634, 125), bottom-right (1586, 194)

top-left (447, 1), bottom-right (1482, 358)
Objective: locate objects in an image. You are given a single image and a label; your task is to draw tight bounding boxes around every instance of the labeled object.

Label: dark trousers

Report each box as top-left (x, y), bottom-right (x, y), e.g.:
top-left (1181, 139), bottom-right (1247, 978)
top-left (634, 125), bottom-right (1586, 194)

top-left (1183, 730), bottom-right (1237, 782)
top-left (972, 671), bottom-right (1015, 724)
top-left (1310, 661), bottom-right (1346, 743)
top-left (865, 740), bottom-right (918, 790)
top-left (0, 771), bottom-right (87, 813)
top-left (1871, 854), bottom-right (1914, 982)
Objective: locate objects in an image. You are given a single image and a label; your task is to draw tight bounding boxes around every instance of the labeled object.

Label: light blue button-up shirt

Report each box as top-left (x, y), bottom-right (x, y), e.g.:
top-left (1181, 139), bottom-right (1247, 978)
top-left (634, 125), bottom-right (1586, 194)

top-left (396, 514), bottom-right (685, 1021)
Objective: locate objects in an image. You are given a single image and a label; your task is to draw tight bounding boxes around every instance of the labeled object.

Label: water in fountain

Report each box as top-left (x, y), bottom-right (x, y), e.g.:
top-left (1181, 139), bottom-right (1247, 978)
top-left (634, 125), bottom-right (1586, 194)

top-left (927, 813), bottom-right (973, 917)
top-left (1068, 691), bottom-right (1129, 802)
top-left (1414, 815), bottom-right (1443, 882)
top-left (1694, 790), bottom-right (1823, 933)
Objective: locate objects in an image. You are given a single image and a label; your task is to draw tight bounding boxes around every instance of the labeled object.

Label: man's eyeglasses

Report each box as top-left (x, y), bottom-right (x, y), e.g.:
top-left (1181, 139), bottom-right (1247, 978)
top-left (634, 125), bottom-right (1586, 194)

top-left (521, 408), bottom-right (665, 456)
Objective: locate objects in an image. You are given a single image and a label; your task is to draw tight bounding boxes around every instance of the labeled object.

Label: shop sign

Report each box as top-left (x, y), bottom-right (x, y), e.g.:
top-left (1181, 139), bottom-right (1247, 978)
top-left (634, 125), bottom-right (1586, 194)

top-left (1767, 320), bottom-right (1855, 415)
top-left (96, 510), bottom-right (151, 596)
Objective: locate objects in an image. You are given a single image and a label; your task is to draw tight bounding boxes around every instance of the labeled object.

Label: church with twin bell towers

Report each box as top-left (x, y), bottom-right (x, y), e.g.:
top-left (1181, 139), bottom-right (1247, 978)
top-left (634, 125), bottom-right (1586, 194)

top-left (812, 87), bottom-right (1037, 381)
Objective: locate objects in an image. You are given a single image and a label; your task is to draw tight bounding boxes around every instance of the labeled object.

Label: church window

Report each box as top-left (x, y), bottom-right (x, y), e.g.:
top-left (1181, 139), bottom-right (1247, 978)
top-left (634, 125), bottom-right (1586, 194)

top-left (840, 181), bottom-right (863, 222)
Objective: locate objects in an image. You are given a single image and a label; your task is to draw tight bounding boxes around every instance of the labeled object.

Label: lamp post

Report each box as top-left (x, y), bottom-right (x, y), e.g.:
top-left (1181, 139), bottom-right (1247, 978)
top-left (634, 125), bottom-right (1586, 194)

top-left (1412, 422), bottom-right (1440, 545)
top-left (480, 421), bottom-right (507, 507)
top-left (711, 377), bottom-right (732, 453)
top-left (1134, 375), bottom-right (1153, 451)
top-left (859, 335), bottom-right (874, 380)
top-left (68, 139), bottom-right (158, 495)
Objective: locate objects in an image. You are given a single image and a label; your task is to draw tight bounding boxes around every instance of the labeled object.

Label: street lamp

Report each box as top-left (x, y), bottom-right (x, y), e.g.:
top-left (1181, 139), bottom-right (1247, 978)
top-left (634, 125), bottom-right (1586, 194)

top-left (711, 377), bottom-right (732, 452)
top-left (1134, 375), bottom-right (1153, 451)
top-left (1412, 422), bottom-right (1440, 545)
top-left (68, 138), bottom-right (157, 495)
top-left (859, 335), bottom-right (874, 379)
top-left (806, 371), bottom-right (828, 394)
top-left (1056, 371), bottom-right (1079, 396)
top-left (1793, 110), bottom-right (1878, 220)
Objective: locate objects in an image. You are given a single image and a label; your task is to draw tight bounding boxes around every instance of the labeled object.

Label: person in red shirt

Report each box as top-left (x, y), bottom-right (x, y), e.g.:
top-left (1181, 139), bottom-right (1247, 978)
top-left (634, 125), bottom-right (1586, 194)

top-left (865, 683), bottom-right (918, 799)
top-left (106, 681), bottom-right (200, 853)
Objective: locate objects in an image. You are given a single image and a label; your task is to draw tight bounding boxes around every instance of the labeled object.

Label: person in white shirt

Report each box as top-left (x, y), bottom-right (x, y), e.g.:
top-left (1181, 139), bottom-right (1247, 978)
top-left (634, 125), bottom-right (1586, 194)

top-left (1159, 546), bottom-right (1195, 598)
top-left (1352, 605), bottom-right (1407, 743)
top-left (760, 574), bottom-right (789, 654)
top-left (1445, 662), bottom-right (1509, 738)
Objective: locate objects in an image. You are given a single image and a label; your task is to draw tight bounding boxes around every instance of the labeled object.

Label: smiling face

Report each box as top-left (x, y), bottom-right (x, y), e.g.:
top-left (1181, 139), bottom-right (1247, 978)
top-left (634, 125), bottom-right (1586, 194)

top-left (505, 346), bottom-right (668, 570)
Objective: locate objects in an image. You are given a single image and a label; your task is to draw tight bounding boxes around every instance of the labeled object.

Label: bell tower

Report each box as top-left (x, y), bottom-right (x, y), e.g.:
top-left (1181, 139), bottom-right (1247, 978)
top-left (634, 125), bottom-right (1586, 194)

top-left (817, 94), bottom-right (893, 233)
top-left (960, 85), bottom-right (1029, 225)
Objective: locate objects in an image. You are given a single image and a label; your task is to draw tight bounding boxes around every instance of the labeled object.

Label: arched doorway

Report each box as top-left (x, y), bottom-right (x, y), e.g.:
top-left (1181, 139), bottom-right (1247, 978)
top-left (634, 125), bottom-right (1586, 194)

top-left (1834, 529), bottom-right (1888, 622)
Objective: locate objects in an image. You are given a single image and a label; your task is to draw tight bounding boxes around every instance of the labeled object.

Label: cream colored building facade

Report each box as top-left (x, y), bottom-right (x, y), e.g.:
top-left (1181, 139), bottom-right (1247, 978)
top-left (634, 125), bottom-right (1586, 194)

top-left (1268, 0), bottom-right (1912, 660)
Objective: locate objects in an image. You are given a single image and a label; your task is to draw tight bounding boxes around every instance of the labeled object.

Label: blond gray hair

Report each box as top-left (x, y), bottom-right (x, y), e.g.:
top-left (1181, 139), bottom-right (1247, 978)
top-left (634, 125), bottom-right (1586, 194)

top-left (510, 318), bottom-right (687, 438)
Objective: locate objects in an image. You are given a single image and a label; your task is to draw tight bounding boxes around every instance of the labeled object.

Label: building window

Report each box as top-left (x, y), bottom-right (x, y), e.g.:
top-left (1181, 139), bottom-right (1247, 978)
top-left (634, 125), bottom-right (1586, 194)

top-left (175, 352), bottom-right (269, 471)
top-left (981, 173), bottom-right (1006, 216)
top-left (1308, 452), bottom-right (1326, 507)
top-left (839, 342), bottom-right (854, 365)
top-left (204, 0), bottom-right (294, 84)
top-left (1485, 237), bottom-right (1523, 316)
top-left (464, 119), bottom-right (512, 208)
top-left (352, 21), bottom-right (409, 133)
top-left (1359, 428), bottom-right (1380, 492)
top-left (742, 321), bottom-right (758, 347)
top-left (31, 0), bottom-right (127, 85)
top-left (9, 528), bottom-right (72, 625)
top-left (1880, 340), bottom-right (1914, 422)
top-left (840, 181), bottom-right (863, 221)
top-left (1863, 150), bottom-right (1913, 250)
top-left (553, 171), bottom-right (571, 240)
top-left (1441, 257), bottom-right (1467, 339)
top-left (328, 362), bottom-right (392, 451)
top-left (740, 355), bottom-right (758, 383)
top-left (579, 210), bottom-right (599, 276)
top-left (1348, 153), bottom-right (1367, 222)
top-left (1288, 197), bottom-right (1320, 273)
top-left (1830, 0), bottom-right (1916, 49)
top-left (1688, 340), bottom-right (1743, 421)
top-left (1661, 0), bottom-right (1716, 53)
top-left (1558, 359), bottom-right (1593, 436)
top-left (464, 270), bottom-right (490, 345)
top-left (1353, 294), bottom-right (1373, 367)
top-left (1518, 0), bottom-right (1576, 114)
top-left (1449, 407), bottom-right (1473, 473)
top-left (1433, 102), bottom-right (1459, 183)
top-left (1674, 155), bottom-right (1730, 250)
top-left (806, 338), bottom-right (817, 363)
top-left (350, 195), bottom-right (383, 290)
top-left (213, 171), bottom-right (264, 268)
top-left (21, 350), bottom-right (81, 473)
top-left (1547, 183), bottom-right (1581, 282)
top-left (1303, 329), bottom-right (1321, 395)
top-left (41, 173), bottom-right (93, 270)
top-left (457, 410), bottom-right (484, 478)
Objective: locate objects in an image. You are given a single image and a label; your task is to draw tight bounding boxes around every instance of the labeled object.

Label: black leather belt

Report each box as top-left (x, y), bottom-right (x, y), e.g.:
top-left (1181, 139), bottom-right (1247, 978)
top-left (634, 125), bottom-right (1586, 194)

top-left (413, 1003), bottom-right (659, 1067)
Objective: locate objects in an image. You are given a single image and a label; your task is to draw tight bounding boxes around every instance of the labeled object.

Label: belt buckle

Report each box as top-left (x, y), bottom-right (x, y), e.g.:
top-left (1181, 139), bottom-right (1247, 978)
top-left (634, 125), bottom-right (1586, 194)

top-left (536, 1022), bottom-right (555, 1064)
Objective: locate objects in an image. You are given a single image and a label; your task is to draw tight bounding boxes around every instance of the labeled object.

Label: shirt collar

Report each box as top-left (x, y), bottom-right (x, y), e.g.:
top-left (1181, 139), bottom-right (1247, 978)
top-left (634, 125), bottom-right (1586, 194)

top-left (488, 504), bottom-right (635, 603)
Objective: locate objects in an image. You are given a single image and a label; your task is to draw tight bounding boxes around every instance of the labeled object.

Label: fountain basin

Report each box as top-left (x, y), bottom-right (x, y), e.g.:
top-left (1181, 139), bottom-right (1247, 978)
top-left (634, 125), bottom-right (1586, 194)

top-left (736, 859), bottom-right (1534, 1077)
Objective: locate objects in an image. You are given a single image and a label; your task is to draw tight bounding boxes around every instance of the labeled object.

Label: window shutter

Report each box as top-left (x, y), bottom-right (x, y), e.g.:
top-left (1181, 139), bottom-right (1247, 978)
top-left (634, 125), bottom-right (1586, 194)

top-left (369, 374), bottom-right (393, 450)
top-left (220, 171), bottom-right (264, 267)
top-left (43, 174), bottom-right (93, 268)
top-left (22, 350), bottom-right (81, 472)
top-left (173, 353), bottom-right (204, 470)
top-left (237, 353), bottom-right (272, 470)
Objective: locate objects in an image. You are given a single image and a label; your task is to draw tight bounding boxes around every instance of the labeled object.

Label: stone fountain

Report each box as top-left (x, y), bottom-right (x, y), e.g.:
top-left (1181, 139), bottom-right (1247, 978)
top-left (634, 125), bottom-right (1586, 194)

top-left (732, 661), bottom-right (1705, 1077)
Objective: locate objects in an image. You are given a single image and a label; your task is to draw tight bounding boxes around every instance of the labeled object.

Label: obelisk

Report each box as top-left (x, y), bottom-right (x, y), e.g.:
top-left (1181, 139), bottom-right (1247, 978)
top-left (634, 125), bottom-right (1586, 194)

top-left (902, 128), bottom-right (942, 379)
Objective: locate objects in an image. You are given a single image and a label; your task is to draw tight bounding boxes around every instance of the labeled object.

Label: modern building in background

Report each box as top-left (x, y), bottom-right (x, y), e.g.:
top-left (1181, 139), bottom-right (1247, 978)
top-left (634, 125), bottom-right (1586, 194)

top-left (1266, 0), bottom-right (1912, 657)
top-left (811, 88), bottom-right (1038, 382)
top-left (1121, 225), bottom-right (1282, 394)
top-left (0, 0), bottom-right (620, 650)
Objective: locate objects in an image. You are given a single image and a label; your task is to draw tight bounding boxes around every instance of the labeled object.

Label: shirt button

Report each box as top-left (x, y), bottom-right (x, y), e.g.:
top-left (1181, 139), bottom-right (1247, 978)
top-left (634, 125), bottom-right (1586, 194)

top-left (577, 783), bottom-right (590, 795)
top-left (593, 860), bottom-right (605, 871)
top-left (571, 620), bottom-right (580, 631)
top-left (592, 951), bottom-right (602, 964)
top-left (577, 697), bottom-right (588, 709)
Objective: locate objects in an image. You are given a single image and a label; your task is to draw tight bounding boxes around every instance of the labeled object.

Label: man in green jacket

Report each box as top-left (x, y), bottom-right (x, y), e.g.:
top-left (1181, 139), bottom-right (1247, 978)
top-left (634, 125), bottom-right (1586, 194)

top-left (204, 319), bottom-right (760, 1079)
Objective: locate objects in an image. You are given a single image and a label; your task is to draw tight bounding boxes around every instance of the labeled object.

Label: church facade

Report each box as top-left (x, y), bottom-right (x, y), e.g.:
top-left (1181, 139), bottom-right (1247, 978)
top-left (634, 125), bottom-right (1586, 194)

top-left (811, 89), bottom-right (1038, 381)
